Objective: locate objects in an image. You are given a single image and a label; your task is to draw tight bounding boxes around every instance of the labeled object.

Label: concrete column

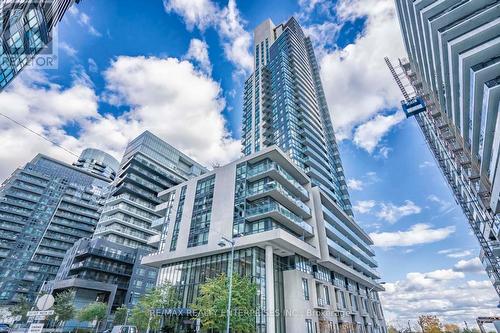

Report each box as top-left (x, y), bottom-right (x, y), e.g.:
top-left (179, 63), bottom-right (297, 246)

top-left (265, 245), bottom-right (275, 333)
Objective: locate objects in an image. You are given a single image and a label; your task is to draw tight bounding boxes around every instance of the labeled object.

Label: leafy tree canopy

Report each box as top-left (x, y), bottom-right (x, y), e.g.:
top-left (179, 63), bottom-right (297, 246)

top-left (129, 283), bottom-right (178, 331)
top-left (191, 273), bottom-right (257, 333)
top-left (51, 290), bottom-right (76, 324)
top-left (77, 302), bottom-right (108, 323)
top-left (9, 297), bottom-right (32, 322)
top-left (418, 315), bottom-right (442, 333)
top-left (113, 306), bottom-right (128, 326)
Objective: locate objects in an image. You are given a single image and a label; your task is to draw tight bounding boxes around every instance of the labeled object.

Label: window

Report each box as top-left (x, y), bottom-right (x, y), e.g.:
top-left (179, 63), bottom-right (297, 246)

top-left (306, 319), bottom-right (313, 333)
top-left (324, 285), bottom-right (330, 305)
top-left (187, 175), bottom-right (216, 247)
top-left (302, 278), bottom-right (309, 300)
top-left (350, 294), bottom-right (358, 311)
top-left (337, 290), bottom-right (346, 308)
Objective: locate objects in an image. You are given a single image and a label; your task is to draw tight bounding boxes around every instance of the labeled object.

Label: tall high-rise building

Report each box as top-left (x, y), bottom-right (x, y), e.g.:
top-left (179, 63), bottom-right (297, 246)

top-left (143, 17), bottom-right (386, 333)
top-left (391, 0), bottom-right (500, 296)
top-left (242, 17), bottom-right (352, 216)
top-left (48, 131), bottom-right (207, 318)
top-left (0, 0), bottom-right (81, 91)
top-left (0, 149), bottom-right (118, 304)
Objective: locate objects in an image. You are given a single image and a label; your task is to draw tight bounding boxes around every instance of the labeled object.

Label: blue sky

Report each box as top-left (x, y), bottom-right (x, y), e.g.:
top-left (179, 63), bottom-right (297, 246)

top-left (0, 0), bottom-right (497, 327)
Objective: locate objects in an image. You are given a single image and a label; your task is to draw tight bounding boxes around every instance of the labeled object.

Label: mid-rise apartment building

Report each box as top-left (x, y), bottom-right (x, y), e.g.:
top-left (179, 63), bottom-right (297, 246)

top-left (0, 150), bottom-right (118, 304)
top-left (143, 147), bottom-right (385, 333)
top-left (393, 0), bottom-right (500, 296)
top-left (48, 131), bottom-right (206, 315)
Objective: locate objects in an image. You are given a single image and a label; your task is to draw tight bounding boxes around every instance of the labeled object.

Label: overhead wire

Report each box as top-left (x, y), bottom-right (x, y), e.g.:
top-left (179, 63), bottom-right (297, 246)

top-left (0, 112), bottom-right (79, 158)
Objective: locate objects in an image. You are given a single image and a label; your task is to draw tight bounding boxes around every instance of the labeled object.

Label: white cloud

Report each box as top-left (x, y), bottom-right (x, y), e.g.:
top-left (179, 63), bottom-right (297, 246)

top-left (427, 194), bottom-right (455, 215)
top-left (381, 270), bottom-right (497, 325)
top-left (163, 0), bottom-right (252, 75)
top-left (69, 7), bottom-right (101, 37)
top-left (425, 269), bottom-right (464, 280)
top-left (419, 160), bottom-right (434, 168)
top-left (217, 0), bottom-right (253, 75)
top-left (353, 200), bottom-right (376, 214)
top-left (454, 257), bottom-right (484, 273)
top-left (347, 178), bottom-right (364, 191)
top-left (163, 0), bottom-right (218, 31)
top-left (302, 21), bottom-right (341, 59)
top-left (185, 38), bottom-right (212, 75)
top-left (370, 223), bottom-right (455, 247)
top-left (376, 146), bottom-right (392, 159)
top-left (88, 58), bottom-right (98, 73)
top-left (438, 248), bottom-right (474, 258)
top-left (0, 56), bottom-right (242, 180)
top-left (59, 42), bottom-right (77, 58)
top-left (353, 111), bottom-right (405, 153)
top-left (376, 200), bottom-right (421, 223)
top-left (316, 0), bottom-right (405, 145)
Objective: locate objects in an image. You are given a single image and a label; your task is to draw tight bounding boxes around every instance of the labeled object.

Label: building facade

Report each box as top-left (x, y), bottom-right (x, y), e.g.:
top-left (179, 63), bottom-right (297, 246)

top-left (49, 237), bottom-right (155, 323)
top-left (0, 150), bottom-right (117, 304)
top-left (49, 131), bottom-right (207, 313)
top-left (73, 148), bottom-right (120, 181)
top-left (241, 17), bottom-right (352, 216)
top-left (143, 147), bottom-right (386, 333)
top-left (393, 0), bottom-right (500, 296)
top-left (0, 0), bottom-right (81, 91)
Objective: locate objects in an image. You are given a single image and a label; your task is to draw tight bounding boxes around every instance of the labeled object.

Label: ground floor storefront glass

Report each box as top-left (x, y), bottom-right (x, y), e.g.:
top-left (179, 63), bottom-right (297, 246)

top-left (157, 246), bottom-right (286, 333)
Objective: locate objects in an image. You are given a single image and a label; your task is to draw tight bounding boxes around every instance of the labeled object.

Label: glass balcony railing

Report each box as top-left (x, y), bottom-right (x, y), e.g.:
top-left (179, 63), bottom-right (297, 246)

top-left (327, 239), bottom-right (380, 278)
top-left (324, 221), bottom-right (377, 267)
top-left (246, 200), bottom-right (313, 235)
top-left (102, 203), bottom-right (157, 220)
top-left (70, 260), bottom-right (132, 276)
top-left (109, 193), bottom-right (157, 210)
top-left (247, 161), bottom-right (309, 198)
top-left (322, 207), bottom-right (375, 256)
top-left (247, 181), bottom-right (311, 215)
top-left (75, 247), bottom-right (136, 264)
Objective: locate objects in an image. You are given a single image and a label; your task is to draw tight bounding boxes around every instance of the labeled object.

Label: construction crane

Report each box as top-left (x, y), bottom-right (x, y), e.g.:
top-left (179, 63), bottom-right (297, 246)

top-left (384, 57), bottom-right (500, 300)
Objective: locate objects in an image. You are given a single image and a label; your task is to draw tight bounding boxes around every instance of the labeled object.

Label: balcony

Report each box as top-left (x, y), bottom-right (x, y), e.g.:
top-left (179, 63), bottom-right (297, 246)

top-left (246, 181), bottom-right (311, 217)
top-left (151, 217), bottom-right (165, 230)
top-left (148, 234), bottom-right (161, 247)
top-left (333, 278), bottom-right (346, 289)
top-left (75, 247), bottom-right (136, 264)
top-left (247, 161), bottom-right (309, 200)
top-left (327, 239), bottom-right (380, 279)
top-left (246, 200), bottom-right (314, 237)
top-left (491, 240), bottom-right (500, 256)
top-left (324, 221), bottom-right (377, 267)
top-left (70, 260), bottom-right (132, 276)
top-left (315, 298), bottom-right (327, 309)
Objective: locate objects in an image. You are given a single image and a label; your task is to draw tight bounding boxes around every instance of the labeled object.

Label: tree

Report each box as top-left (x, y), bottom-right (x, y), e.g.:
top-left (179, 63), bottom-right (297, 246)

top-left (129, 283), bottom-right (178, 331)
top-left (418, 315), bottom-right (442, 333)
top-left (443, 324), bottom-right (460, 333)
top-left (9, 296), bottom-right (32, 322)
top-left (113, 306), bottom-right (128, 326)
top-left (191, 273), bottom-right (258, 333)
top-left (77, 302), bottom-right (108, 333)
top-left (52, 291), bottom-right (76, 326)
top-left (388, 326), bottom-right (399, 333)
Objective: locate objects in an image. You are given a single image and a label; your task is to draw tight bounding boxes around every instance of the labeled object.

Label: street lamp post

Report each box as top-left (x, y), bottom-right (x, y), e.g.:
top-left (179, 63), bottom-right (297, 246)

top-left (218, 236), bottom-right (235, 333)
